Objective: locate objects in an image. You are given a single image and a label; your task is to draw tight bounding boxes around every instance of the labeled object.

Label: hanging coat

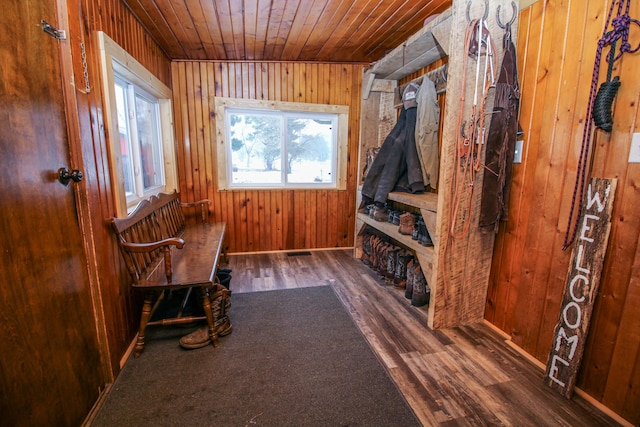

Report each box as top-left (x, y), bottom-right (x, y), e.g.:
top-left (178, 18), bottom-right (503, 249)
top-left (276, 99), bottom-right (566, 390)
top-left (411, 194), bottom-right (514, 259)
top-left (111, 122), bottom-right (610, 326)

top-left (479, 25), bottom-right (522, 233)
top-left (361, 107), bottom-right (407, 204)
top-left (415, 77), bottom-right (440, 190)
top-left (362, 84), bottom-right (425, 205)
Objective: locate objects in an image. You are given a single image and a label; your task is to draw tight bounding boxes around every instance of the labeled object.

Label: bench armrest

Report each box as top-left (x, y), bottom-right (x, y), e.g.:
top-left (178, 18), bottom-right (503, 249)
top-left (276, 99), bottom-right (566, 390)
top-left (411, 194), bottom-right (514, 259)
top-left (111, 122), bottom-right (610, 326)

top-left (120, 237), bottom-right (185, 253)
top-left (120, 237), bottom-right (185, 283)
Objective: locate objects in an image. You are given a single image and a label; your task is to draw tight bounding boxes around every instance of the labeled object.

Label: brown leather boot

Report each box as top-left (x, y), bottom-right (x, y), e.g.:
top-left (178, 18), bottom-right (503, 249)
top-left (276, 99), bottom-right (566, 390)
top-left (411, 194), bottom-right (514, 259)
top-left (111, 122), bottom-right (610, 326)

top-left (180, 284), bottom-right (232, 349)
top-left (411, 264), bottom-right (430, 307)
top-left (211, 284), bottom-right (233, 336)
top-left (404, 260), bottom-right (415, 299)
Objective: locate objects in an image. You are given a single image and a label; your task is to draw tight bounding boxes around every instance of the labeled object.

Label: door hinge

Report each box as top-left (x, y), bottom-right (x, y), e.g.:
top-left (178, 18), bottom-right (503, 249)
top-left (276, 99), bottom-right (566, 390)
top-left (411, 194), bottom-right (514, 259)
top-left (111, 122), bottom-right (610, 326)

top-left (41, 20), bottom-right (67, 40)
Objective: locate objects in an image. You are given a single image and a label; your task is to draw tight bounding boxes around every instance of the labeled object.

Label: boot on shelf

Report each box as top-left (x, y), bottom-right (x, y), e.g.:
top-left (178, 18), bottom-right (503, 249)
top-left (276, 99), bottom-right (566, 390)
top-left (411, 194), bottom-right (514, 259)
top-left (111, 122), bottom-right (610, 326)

top-left (418, 218), bottom-right (433, 247)
top-left (372, 203), bottom-right (389, 222)
top-left (411, 264), bottom-right (430, 307)
top-left (361, 233), bottom-right (372, 266)
top-left (405, 260), bottom-right (415, 300)
top-left (393, 250), bottom-right (414, 289)
top-left (376, 242), bottom-right (392, 278)
top-left (385, 246), bottom-right (400, 283)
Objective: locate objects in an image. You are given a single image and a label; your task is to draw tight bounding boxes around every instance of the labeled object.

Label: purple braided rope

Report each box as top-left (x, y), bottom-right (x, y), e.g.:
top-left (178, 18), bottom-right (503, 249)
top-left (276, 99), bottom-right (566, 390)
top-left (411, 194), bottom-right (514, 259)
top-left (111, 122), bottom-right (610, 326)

top-left (563, 0), bottom-right (640, 249)
top-left (562, 0), bottom-right (619, 250)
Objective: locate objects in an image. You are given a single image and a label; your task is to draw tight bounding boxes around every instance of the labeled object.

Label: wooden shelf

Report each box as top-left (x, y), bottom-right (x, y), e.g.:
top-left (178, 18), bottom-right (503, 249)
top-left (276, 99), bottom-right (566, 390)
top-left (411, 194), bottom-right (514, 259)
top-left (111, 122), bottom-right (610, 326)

top-left (356, 211), bottom-right (436, 298)
top-left (356, 187), bottom-right (438, 211)
top-left (356, 1), bottom-right (511, 330)
top-left (387, 191), bottom-right (438, 212)
top-left (357, 210), bottom-right (434, 256)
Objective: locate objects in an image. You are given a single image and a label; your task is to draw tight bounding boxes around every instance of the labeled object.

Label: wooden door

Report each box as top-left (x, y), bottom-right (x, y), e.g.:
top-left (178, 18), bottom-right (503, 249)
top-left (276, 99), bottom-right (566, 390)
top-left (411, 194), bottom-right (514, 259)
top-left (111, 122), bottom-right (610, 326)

top-left (0, 1), bottom-right (104, 426)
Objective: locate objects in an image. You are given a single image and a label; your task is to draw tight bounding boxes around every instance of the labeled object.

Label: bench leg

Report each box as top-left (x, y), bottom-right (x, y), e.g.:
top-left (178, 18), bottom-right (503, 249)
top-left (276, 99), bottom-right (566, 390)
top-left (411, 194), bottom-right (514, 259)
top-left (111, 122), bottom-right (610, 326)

top-left (200, 287), bottom-right (218, 347)
top-left (134, 291), bottom-right (155, 357)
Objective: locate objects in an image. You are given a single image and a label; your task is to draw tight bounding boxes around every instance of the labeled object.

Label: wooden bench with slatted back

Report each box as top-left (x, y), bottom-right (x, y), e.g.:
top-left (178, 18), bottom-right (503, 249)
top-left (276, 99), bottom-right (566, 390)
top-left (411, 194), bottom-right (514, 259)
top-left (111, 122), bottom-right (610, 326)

top-left (111, 191), bottom-right (226, 357)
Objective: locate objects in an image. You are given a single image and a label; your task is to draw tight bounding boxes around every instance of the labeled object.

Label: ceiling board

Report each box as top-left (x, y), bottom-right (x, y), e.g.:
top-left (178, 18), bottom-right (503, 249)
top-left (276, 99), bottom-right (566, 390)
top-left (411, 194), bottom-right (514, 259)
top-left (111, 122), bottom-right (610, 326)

top-left (122, 0), bottom-right (452, 63)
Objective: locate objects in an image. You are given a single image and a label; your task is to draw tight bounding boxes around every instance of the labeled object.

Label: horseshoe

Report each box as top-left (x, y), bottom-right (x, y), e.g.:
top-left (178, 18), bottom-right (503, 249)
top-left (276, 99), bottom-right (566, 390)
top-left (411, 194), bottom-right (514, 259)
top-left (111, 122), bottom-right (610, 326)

top-left (466, 0), bottom-right (489, 23)
top-left (497, 1), bottom-right (518, 29)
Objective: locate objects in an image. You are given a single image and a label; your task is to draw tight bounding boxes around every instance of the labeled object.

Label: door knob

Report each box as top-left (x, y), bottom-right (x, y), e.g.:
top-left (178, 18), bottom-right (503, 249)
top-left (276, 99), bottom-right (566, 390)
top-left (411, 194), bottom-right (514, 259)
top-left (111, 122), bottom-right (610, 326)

top-left (58, 167), bottom-right (83, 186)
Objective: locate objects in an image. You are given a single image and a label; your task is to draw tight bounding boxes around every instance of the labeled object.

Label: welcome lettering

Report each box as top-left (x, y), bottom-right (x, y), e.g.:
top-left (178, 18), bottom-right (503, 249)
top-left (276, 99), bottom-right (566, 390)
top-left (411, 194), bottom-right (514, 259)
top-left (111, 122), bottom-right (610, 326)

top-left (544, 178), bottom-right (616, 398)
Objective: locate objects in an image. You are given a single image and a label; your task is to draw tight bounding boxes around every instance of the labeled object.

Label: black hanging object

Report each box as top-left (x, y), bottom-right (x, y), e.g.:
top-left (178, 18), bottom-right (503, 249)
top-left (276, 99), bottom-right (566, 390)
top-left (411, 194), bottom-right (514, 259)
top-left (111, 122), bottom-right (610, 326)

top-left (562, 0), bottom-right (640, 250)
top-left (592, 76), bottom-right (620, 132)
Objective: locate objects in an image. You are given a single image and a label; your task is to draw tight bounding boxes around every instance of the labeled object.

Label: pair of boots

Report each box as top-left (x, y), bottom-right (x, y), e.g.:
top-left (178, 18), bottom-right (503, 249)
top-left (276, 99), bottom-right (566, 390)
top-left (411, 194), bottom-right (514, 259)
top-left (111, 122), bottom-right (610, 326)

top-left (180, 283), bottom-right (232, 349)
top-left (404, 261), bottom-right (430, 307)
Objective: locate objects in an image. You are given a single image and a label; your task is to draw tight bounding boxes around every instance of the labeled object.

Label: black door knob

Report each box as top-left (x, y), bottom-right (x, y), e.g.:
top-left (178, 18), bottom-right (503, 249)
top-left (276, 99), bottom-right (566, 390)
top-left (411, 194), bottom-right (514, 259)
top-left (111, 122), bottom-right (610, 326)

top-left (58, 167), bottom-right (84, 186)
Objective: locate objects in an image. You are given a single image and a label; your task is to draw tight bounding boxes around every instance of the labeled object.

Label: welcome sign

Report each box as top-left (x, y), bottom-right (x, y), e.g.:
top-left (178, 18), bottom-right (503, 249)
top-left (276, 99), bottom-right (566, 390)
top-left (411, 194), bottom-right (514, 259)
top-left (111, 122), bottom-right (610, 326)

top-left (545, 178), bottom-right (616, 398)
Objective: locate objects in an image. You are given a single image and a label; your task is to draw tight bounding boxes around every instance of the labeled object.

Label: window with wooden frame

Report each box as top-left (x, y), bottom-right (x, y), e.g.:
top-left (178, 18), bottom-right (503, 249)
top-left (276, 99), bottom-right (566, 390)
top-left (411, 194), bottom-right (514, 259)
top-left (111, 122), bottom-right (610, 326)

top-left (215, 97), bottom-right (349, 190)
top-left (97, 32), bottom-right (178, 217)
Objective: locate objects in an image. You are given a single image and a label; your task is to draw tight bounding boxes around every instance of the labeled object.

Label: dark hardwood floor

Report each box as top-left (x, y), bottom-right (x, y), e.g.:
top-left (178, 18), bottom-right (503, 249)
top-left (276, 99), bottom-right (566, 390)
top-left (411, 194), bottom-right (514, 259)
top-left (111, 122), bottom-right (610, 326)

top-left (225, 249), bottom-right (621, 427)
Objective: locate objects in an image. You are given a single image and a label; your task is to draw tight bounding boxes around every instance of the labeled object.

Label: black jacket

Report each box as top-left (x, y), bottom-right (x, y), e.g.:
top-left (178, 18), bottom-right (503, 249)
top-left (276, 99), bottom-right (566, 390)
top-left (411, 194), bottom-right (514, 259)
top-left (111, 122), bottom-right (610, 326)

top-left (362, 105), bottom-right (425, 204)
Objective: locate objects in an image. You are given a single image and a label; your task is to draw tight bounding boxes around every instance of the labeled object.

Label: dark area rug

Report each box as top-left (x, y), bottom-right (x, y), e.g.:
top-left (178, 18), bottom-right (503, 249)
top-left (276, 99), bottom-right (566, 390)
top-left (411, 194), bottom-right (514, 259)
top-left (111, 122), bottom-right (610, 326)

top-left (91, 286), bottom-right (420, 427)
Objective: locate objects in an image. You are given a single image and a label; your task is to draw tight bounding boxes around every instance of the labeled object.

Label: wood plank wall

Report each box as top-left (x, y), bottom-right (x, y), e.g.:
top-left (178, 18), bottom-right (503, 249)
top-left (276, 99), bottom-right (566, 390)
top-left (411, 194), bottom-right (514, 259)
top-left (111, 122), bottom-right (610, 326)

top-left (171, 61), bottom-right (363, 253)
top-left (52, 0), bottom-right (639, 424)
top-left (66, 0), bottom-right (173, 377)
top-left (88, 0), bottom-right (172, 86)
top-left (485, 1), bottom-right (640, 423)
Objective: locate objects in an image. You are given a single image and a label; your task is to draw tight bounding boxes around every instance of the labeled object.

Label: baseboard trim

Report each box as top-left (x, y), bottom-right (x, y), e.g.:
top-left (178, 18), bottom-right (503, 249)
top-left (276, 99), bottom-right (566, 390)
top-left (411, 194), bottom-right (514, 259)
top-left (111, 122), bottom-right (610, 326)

top-left (487, 324), bottom-right (634, 427)
top-left (81, 383), bottom-right (112, 427)
top-left (504, 339), bottom-right (547, 371)
top-left (120, 334), bottom-right (138, 369)
top-left (573, 388), bottom-right (633, 427)
top-left (228, 247), bottom-right (353, 256)
top-left (482, 319), bottom-right (512, 340)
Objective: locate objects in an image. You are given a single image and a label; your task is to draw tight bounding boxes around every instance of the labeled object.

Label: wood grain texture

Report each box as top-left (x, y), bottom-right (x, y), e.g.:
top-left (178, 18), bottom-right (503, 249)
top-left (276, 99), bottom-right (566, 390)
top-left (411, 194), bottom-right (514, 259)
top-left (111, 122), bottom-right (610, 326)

top-left (226, 250), bottom-right (621, 427)
top-left (13, 0), bottom-right (637, 424)
top-left (172, 60), bottom-right (363, 253)
top-left (485, 1), bottom-right (640, 424)
top-left (0, 1), bottom-right (112, 425)
top-left (65, 0), bottom-right (174, 378)
top-left (120, 0), bottom-right (451, 62)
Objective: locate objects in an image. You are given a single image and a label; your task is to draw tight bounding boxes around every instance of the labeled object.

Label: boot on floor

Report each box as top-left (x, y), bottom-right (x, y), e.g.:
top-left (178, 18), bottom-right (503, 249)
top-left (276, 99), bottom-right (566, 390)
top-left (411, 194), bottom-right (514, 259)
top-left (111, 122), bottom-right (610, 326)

top-left (180, 284), bottom-right (232, 350)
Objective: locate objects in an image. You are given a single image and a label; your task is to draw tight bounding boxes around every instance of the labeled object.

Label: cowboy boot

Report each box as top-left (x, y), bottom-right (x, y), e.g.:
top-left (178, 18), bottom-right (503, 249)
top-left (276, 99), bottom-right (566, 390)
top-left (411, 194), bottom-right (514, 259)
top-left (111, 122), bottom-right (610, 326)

top-left (361, 233), bottom-right (372, 266)
top-left (373, 239), bottom-right (386, 274)
top-left (385, 246), bottom-right (400, 283)
top-left (411, 264), bottom-right (430, 307)
top-left (211, 284), bottom-right (233, 336)
top-left (394, 250), bottom-right (413, 289)
top-left (180, 284), bottom-right (232, 350)
top-left (377, 242), bottom-right (391, 278)
top-left (405, 260), bottom-right (415, 299)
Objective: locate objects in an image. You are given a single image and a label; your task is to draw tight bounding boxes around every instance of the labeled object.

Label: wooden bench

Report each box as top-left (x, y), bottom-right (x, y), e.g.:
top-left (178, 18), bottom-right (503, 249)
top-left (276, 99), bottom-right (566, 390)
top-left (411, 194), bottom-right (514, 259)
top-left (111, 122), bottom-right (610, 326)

top-left (111, 191), bottom-right (226, 357)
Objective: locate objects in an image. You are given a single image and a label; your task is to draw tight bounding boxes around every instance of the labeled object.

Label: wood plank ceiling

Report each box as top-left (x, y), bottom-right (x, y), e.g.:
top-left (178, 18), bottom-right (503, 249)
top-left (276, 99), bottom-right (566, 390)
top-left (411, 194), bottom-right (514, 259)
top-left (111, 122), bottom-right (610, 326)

top-left (121, 0), bottom-right (452, 62)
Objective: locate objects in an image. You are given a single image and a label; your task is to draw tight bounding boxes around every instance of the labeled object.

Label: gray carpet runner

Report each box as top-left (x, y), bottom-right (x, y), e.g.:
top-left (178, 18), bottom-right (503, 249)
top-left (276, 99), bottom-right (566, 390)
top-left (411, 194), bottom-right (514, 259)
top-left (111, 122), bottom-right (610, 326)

top-left (91, 286), bottom-right (420, 426)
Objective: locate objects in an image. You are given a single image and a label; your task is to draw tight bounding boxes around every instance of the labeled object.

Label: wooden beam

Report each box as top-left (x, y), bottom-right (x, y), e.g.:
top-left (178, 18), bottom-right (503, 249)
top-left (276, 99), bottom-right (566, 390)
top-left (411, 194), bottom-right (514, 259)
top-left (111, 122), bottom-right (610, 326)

top-left (368, 8), bottom-right (452, 81)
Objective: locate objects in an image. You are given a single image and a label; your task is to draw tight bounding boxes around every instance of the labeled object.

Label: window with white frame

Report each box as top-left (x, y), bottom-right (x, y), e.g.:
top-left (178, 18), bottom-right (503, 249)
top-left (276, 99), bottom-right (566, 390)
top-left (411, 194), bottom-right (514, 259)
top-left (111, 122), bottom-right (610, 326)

top-left (215, 98), bottom-right (349, 190)
top-left (98, 32), bottom-right (178, 217)
top-left (113, 77), bottom-right (165, 202)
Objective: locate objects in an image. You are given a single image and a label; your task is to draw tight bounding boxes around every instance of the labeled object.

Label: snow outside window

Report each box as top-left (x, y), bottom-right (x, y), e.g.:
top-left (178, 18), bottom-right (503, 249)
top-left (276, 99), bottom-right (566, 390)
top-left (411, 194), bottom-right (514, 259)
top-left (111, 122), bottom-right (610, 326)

top-left (215, 98), bottom-right (349, 190)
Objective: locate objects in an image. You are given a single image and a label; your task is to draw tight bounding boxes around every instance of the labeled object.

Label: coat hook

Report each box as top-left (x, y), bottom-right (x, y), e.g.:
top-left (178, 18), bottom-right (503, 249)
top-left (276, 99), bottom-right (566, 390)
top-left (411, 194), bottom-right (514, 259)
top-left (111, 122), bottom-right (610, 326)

top-left (466, 0), bottom-right (489, 22)
top-left (497, 1), bottom-right (518, 29)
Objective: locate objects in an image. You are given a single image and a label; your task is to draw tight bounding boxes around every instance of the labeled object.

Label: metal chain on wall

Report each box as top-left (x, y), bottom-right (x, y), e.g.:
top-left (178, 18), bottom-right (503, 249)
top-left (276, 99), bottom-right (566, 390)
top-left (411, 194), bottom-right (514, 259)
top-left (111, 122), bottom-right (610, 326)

top-left (79, 41), bottom-right (91, 94)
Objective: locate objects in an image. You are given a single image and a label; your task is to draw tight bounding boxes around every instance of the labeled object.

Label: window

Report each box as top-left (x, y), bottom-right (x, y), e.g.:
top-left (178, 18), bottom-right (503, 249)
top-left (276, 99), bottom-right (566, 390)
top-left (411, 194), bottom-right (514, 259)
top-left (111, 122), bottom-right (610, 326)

top-left (215, 98), bottom-right (348, 190)
top-left (114, 77), bottom-right (165, 203)
top-left (98, 32), bottom-right (178, 216)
